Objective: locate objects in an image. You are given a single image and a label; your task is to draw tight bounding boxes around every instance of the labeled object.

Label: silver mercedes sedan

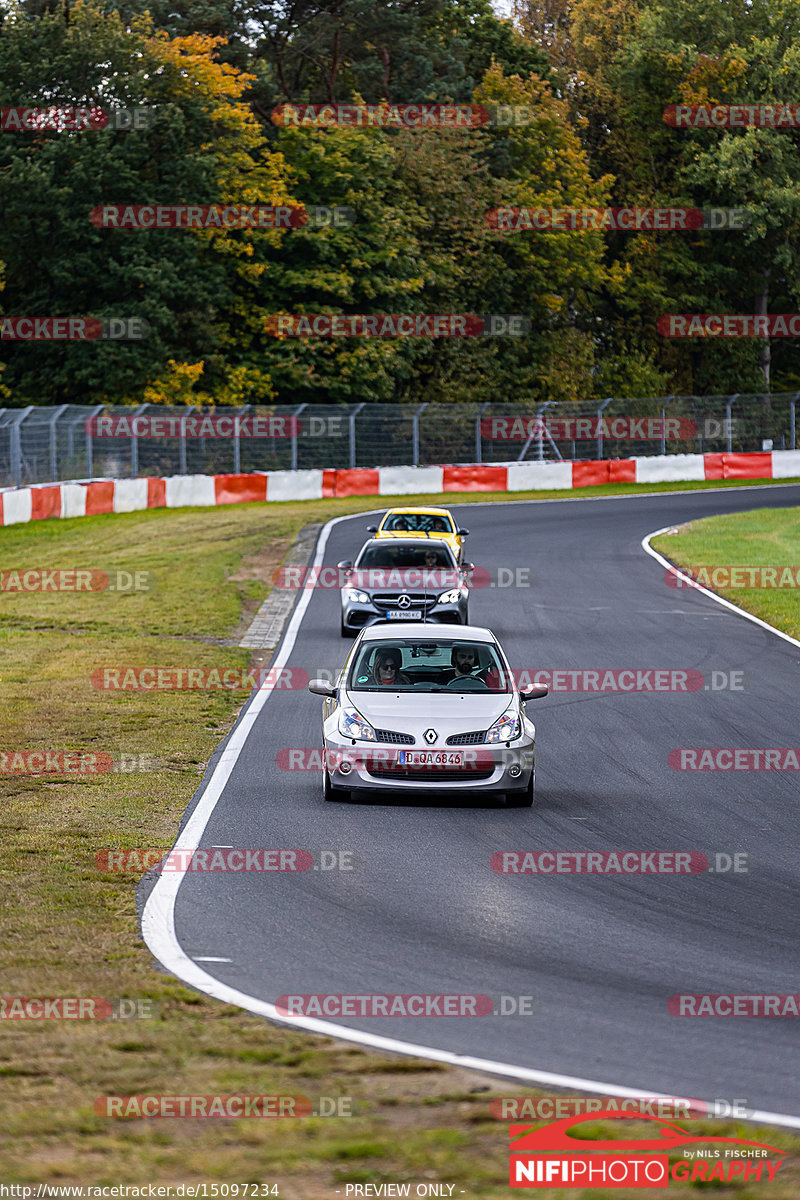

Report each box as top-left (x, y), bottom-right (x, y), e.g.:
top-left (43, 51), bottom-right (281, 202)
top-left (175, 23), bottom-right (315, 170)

top-left (308, 624), bottom-right (547, 806)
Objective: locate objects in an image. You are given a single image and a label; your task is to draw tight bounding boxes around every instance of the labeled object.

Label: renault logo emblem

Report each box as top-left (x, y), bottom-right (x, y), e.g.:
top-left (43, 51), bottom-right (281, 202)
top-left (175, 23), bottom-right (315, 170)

top-left (397, 594), bottom-right (412, 609)
top-left (423, 728), bottom-right (437, 744)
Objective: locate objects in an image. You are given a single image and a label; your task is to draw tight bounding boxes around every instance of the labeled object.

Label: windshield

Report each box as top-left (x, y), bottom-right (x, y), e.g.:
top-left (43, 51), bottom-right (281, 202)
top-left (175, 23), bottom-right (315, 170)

top-left (381, 513), bottom-right (452, 534)
top-left (356, 543), bottom-right (456, 570)
top-left (348, 639), bottom-right (511, 693)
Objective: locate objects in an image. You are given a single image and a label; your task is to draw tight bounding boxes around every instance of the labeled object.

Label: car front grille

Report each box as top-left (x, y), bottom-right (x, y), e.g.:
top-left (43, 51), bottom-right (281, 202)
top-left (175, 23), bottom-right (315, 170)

top-left (374, 728), bottom-right (415, 745)
top-left (367, 766), bottom-right (494, 782)
top-left (371, 593), bottom-right (437, 612)
top-left (446, 730), bottom-right (486, 746)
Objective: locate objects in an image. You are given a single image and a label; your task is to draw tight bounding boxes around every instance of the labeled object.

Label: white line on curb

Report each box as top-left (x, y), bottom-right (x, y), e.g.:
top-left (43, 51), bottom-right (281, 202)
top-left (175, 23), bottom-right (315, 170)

top-left (141, 505), bottom-right (800, 1131)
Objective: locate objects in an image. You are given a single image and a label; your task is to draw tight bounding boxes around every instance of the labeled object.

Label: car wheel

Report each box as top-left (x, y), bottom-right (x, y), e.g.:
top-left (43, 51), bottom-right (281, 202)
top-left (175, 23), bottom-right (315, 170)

top-left (322, 758), bottom-right (350, 802)
top-left (507, 770), bottom-right (534, 808)
top-left (462, 606), bottom-right (469, 625)
top-left (340, 618), bottom-right (350, 638)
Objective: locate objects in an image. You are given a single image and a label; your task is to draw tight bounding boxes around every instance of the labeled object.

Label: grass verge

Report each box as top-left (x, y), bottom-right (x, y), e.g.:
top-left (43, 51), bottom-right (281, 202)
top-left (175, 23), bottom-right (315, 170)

top-left (651, 505), bottom-right (800, 641)
top-left (1, 483), bottom-right (799, 1198)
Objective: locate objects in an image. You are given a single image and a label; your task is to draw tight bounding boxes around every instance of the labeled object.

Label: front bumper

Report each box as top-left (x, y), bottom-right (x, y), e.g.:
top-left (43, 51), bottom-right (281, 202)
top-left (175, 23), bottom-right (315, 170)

top-left (341, 595), bottom-right (467, 632)
top-left (321, 730), bottom-right (534, 795)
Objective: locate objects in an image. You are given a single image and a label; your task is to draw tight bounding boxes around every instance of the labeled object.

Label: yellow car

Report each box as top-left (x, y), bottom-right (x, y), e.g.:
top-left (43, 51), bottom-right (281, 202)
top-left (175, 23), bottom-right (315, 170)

top-left (366, 506), bottom-right (470, 563)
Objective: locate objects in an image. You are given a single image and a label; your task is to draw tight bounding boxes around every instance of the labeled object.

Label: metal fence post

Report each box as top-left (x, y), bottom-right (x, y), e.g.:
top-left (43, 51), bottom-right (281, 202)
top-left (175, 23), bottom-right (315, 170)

top-left (233, 404), bottom-right (251, 474)
top-left (10, 408), bottom-right (32, 488)
top-left (412, 403), bottom-right (427, 467)
top-left (291, 403), bottom-right (307, 470)
top-left (50, 404), bottom-right (68, 482)
top-left (85, 405), bottom-right (104, 480)
top-left (660, 396), bottom-right (674, 456)
top-left (791, 391), bottom-right (800, 450)
top-left (179, 405), bottom-right (196, 475)
top-left (475, 402), bottom-right (490, 463)
top-left (349, 403), bottom-right (365, 468)
top-left (726, 394), bottom-right (739, 454)
top-left (131, 403), bottom-right (148, 476)
top-left (596, 398), bottom-right (613, 460)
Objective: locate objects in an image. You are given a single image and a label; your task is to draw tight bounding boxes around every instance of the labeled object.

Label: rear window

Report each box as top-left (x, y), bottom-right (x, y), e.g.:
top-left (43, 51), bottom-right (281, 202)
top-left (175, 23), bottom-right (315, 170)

top-left (348, 639), bottom-right (510, 693)
top-left (382, 513), bottom-right (452, 534)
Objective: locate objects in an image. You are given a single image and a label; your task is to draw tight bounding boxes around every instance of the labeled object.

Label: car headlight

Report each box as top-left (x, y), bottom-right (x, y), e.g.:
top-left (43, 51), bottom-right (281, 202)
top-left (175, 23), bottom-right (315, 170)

top-left (486, 706), bottom-right (521, 743)
top-left (347, 589), bottom-right (370, 603)
top-left (438, 589), bottom-right (462, 604)
top-left (338, 707), bottom-right (376, 741)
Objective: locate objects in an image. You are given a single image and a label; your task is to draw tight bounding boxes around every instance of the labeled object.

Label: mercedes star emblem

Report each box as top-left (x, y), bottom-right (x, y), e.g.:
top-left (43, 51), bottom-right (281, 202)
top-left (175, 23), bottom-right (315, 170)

top-left (397, 594), bottom-right (412, 608)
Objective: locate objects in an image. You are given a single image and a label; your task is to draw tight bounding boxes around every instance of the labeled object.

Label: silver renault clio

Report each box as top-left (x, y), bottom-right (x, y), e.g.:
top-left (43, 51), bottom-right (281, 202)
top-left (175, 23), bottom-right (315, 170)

top-left (308, 624), bottom-right (547, 806)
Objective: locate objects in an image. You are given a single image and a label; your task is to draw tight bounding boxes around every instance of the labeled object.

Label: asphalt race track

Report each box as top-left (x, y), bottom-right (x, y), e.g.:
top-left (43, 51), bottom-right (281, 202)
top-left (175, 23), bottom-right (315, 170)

top-left (141, 484), bottom-right (800, 1120)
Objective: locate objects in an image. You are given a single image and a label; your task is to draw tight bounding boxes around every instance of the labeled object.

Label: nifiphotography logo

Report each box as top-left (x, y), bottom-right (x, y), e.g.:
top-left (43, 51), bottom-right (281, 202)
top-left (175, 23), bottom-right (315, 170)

top-left (508, 1110), bottom-right (785, 1188)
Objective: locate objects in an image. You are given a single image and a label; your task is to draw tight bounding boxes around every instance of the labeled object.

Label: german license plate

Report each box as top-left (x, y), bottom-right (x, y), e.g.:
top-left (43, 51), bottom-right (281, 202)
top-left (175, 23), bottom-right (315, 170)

top-left (397, 751), bottom-right (463, 767)
top-left (387, 609), bottom-right (422, 619)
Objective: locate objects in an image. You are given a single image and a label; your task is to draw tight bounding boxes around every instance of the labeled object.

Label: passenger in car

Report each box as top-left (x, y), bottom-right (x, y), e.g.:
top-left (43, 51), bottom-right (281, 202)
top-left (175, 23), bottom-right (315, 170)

top-left (372, 649), bottom-right (411, 686)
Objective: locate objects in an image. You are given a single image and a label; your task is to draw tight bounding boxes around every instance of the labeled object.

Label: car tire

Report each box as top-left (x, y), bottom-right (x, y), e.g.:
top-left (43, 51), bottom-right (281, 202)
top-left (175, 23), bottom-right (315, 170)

top-left (462, 606), bottom-right (469, 625)
top-left (322, 759), bottom-right (350, 802)
top-left (340, 619), bottom-right (350, 638)
top-left (507, 770), bottom-right (534, 808)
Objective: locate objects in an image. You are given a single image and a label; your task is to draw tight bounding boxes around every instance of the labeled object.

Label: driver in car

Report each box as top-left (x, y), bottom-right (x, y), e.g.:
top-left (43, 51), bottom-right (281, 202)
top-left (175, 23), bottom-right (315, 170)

top-left (441, 645), bottom-right (503, 690)
top-left (441, 645), bottom-right (483, 682)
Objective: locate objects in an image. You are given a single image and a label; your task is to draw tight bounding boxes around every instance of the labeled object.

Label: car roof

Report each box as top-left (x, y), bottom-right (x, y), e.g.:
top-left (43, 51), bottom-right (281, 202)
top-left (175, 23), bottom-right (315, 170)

top-left (357, 537), bottom-right (455, 554)
top-left (361, 624), bottom-right (496, 643)
top-left (382, 506), bottom-right (453, 516)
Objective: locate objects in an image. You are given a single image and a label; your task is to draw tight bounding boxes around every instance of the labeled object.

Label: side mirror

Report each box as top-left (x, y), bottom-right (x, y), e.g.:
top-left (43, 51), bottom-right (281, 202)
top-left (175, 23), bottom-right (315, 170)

top-left (461, 562), bottom-right (475, 573)
top-left (457, 528), bottom-right (470, 537)
top-left (366, 525), bottom-right (377, 532)
top-left (308, 680), bottom-right (337, 698)
top-left (337, 560), bottom-right (353, 575)
top-left (519, 687), bottom-right (548, 702)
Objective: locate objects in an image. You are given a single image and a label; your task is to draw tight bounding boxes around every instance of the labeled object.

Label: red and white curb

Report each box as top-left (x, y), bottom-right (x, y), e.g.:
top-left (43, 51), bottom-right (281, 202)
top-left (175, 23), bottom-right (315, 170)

top-left (3, 450), bottom-right (800, 528)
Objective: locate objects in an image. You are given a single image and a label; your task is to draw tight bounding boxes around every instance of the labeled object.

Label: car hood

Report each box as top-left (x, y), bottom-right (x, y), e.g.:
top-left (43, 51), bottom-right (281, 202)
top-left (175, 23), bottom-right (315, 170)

top-left (342, 689), bottom-right (514, 735)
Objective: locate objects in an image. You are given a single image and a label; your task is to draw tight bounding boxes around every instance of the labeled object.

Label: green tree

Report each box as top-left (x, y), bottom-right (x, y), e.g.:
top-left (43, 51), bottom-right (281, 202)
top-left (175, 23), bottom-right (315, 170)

top-left (0, 1), bottom-right (295, 404)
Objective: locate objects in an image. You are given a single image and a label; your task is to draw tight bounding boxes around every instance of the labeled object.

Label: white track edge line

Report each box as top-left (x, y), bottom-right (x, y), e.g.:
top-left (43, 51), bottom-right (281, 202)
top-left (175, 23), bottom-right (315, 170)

top-left (642, 526), bottom-right (800, 651)
top-left (141, 505), bottom-right (800, 1132)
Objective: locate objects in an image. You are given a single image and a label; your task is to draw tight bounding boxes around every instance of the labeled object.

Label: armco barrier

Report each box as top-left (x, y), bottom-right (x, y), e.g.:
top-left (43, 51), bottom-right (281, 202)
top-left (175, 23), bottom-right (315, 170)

top-left (0, 452), bottom-right (796, 529)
